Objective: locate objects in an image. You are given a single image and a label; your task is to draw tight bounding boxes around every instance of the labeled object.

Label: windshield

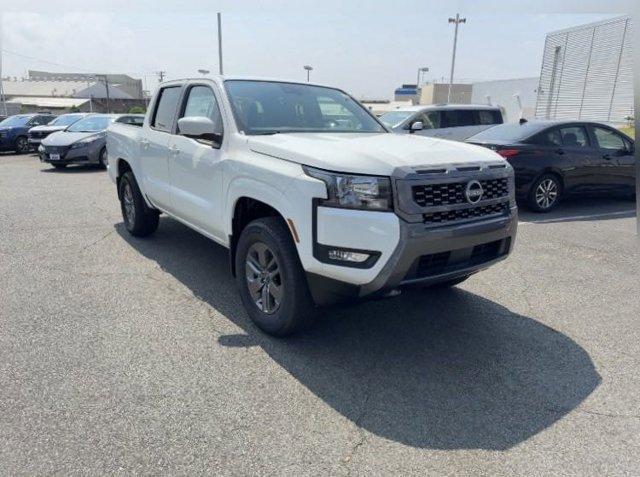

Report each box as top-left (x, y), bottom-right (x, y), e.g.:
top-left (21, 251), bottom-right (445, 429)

top-left (66, 115), bottom-right (113, 133)
top-left (0, 115), bottom-right (31, 127)
top-left (224, 80), bottom-right (386, 135)
top-left (379, 111), bottom-right (413, 128)
top-left (51, 114), bottom-right (86, 127)
top-left (468, 122), bottom-right (547, 142)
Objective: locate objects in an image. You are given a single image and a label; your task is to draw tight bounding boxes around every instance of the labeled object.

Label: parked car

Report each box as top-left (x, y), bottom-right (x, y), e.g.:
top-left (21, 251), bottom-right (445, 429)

top-left (379, 104), bottom-right (504, 141)
top-left (39, 114), bottom-right (144, 169)
top-left (107, 77), bottom-right (517, 336)
top-left (0, 113), bottom-right (56, 153)
top-left (28, 113), bottom-right (91, 147)
top-left (467, 120), bottom-right (636, 212)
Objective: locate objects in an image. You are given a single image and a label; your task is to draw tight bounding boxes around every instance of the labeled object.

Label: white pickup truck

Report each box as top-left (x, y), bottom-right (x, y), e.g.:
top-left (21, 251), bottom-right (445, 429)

top-left (107, 77), bottom-right (517, 336)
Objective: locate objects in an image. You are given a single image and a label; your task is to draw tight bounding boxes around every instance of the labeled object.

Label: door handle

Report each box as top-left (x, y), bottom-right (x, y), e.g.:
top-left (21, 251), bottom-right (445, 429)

top-left (603, 154), bottom-right (612, 160)
top-left (140, 139), bottom-right (150, 149)
top-left (169, 145), bottom-right (180, 155)
top-left (555, 148), bottom-right (565, 155)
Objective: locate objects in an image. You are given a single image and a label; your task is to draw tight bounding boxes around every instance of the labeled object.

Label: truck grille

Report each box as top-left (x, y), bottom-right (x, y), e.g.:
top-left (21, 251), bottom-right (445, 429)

top-left (423, 202), bottom-right (509, 224)
top-left (412, 178), bottom-right (508, 207)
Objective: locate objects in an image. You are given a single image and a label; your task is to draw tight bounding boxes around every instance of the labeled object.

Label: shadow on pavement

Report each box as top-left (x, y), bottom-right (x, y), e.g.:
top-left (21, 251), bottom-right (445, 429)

top-left (116, 218), bottom-right (601, 451)
top-left (40, 164), bottom-right (104, 174)
top-left (519, 196), bottom-right (636, 223)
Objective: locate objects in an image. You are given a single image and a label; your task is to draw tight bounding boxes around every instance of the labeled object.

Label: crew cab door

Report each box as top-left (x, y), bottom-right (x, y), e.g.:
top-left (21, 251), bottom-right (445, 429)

top-left (140, 85), bottom-right (182, 211)
top-left (168, 84), bottom-right (225, 240)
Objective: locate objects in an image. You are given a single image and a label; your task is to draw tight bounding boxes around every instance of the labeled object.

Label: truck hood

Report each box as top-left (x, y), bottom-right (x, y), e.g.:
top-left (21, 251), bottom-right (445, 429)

top-left (247, 132), bottom-right (504, 176)
top-left (42, 131), bottom-right (103, 147)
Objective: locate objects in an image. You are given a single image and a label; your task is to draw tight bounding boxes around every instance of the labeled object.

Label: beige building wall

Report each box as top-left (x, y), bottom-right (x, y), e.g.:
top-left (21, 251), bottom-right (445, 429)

top-left (419, 83), bottom-right (473, 105)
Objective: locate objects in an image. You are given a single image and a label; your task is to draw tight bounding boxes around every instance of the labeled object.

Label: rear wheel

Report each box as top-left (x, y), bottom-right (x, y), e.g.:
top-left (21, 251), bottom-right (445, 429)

top-left (235, 217), bottom-right (315, 336)
top-left (14, 136), bottom-right (29, 154)
top-left (527, 174), bottom-right (562, 212)
top-left (118, 171), bottom-right (159, 237)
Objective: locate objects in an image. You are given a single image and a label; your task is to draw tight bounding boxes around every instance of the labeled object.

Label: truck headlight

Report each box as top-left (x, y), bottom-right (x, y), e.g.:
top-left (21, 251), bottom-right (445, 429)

top-left (303, 166), bottom-right (392, 211)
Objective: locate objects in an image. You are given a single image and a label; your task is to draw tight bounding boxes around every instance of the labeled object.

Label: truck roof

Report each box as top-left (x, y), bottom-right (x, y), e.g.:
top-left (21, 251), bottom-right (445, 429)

top-left (390, 104), bottom-right (503, 113)
top-left (159, 75), bottom-right (338, 90)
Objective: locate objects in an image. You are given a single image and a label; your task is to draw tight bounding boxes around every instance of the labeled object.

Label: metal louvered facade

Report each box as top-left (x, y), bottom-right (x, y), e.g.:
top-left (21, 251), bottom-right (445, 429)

top-left (535, 16), bottom-right (633, 124)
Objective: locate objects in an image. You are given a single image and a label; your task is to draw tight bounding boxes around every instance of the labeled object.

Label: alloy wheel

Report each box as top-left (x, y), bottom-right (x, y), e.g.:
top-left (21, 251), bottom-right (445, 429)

top-left (245, 242), bottom-right (283, 314)
top-left (16, 137), bottom-right (28, 153)
top-left (535, 178), bottom-right (559, 210)
top-left (123, 182), bottom-right (136, 225)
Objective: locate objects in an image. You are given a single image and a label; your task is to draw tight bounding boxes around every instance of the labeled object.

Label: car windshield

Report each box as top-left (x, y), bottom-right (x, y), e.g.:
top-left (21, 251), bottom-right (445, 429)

top-left (66, 115), bottom-right (113, 133)
top-left (379, 111), bottom-right (413, 127)
top-left (0, 115), bottom-right (31, 127)
top-left (224, 80), bottom-right (386, 135)
top-left (468, 122), bottom-right (547, 142)
top-left (51, 114), bottom-right (85, 127)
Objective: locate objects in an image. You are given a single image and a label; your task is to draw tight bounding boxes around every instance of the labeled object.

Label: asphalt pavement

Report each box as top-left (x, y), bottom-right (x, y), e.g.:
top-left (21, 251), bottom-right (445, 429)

top-left (1, 153), bottom-right (638, 475)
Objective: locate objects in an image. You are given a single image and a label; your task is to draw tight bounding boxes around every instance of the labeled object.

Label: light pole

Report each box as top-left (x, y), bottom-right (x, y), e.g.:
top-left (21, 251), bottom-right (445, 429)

top-left (303, 65), bottom-right (313, 82)
top-left (198, 69), bottom-right (210, 76)
top-left (447, 13), bottom-right (466, 103)
top-left (416, 67), bottom-right (429, 88)
top-left (217, 12), bottom-right (224, 75)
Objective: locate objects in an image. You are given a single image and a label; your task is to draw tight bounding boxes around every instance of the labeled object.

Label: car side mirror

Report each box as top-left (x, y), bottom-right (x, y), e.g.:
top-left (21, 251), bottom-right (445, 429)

top-left (410, 121), bottom-right (424, 134)
top-left (177, 116), bottom-right (222, 145)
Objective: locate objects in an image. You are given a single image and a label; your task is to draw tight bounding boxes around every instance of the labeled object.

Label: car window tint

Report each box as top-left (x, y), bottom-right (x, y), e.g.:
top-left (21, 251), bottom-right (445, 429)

top-left (559, 126), bottom-right (589, 148)
top-left (152, 86), bottom-right (181, 132)
top-left (423, 111), bottom-right (440, 129)
top-left (593, 127), bottom-right (626, 151)
top-left (181, 86), bottom-right (223, 134)
top-left (478, 110), bottom-right (502, 125)
top-left (535, 129), bottom-right (563, 146)
top-left (441, 110), bottom-right (477, 128)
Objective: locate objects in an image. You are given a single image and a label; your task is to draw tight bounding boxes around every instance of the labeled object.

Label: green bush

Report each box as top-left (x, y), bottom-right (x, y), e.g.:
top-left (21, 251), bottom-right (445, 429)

top-left (128, 106), bottom-right (146, 114)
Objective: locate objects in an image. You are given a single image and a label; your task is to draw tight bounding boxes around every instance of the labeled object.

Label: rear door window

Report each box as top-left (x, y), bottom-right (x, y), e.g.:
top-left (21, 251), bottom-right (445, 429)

top-left (152, 86), bottom-right (182, 133)
top-left (441, 109), bottom-right (478, 128)
top-left (478, 110), bottom-right (502, 125)
top-left (559, 126), bottom-right (590, 148)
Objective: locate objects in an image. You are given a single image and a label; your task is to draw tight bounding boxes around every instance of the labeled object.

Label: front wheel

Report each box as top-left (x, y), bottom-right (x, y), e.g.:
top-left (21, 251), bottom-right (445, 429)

top-left (118, 171), bottom-right (159, 237)
top-left (527, 174), bottom-right (563, 212)
top-left (14, 136), bottom-right (29, 154)
top-left (99, 147), bottom-right (108, 169)
top-left (235, 217), bottom-right (315, 336)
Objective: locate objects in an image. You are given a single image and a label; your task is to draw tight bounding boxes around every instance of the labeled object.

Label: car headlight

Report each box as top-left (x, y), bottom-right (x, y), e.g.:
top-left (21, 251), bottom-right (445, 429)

top-left (303, 166), bottom-right (392, 211)
top-left (70, 135), bottom-right (102, 149)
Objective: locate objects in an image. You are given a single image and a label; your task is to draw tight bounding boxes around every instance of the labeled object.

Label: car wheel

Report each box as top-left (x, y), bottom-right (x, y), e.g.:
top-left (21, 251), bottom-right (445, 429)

top-left (52, 164), bottom-right (67, 169)
top-left (527, 173), bottom-right (562, 213)
top-left (235, 217), bottom-right (315, 336)
top-left (14, 136), bottom-right (29, 154)
top-left (118, 171), bottom-right (159, 237)
top-left (99, 147), bottom-right (108, 169)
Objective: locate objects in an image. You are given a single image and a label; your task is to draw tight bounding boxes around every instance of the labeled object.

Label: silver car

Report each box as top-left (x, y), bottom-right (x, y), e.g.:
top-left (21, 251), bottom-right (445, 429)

top-left (39, 114), bottom-right (144, 169)
top-left (380, 104), bottom-right (504, 141)
top-left (28, 113), bottom-right (91, 147)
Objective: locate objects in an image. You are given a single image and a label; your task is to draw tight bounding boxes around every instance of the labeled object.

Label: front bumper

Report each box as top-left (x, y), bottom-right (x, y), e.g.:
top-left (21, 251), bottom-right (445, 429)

top-left (307, 207), bottom-right (517, 305)
top-left (40, 142), bottom-right (103, 165)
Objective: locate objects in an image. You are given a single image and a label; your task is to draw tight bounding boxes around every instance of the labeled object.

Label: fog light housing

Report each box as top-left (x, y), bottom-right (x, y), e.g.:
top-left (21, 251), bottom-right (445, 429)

top-left (327, 249), bottom-right (370, 263)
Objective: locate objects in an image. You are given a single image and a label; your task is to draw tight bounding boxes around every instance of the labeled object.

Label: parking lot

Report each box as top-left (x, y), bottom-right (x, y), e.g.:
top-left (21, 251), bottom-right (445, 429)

top-left (0, 152), bottom-right (638, 474)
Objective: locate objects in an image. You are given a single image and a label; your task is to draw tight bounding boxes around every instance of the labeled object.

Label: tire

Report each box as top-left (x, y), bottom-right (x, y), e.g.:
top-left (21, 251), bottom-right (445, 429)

top-left (118, 171), bottom-right (159, 237)
top-left (52, 164), bottom-right (67, 169)
top-left (99, 147), bottom-right (108, 169)
top-left (235, 217), bottom-right (316, 336)
top-left (526, 173), bottom-right (563, 213)
top-left (428, 275), bottom-right (471, 289)
top-left (14, 136), bottom-right (29, 154)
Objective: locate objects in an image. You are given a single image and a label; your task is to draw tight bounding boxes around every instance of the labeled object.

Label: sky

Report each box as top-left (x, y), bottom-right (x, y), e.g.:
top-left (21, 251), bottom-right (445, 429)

top-left (0, 1), bottom-right (629, 99)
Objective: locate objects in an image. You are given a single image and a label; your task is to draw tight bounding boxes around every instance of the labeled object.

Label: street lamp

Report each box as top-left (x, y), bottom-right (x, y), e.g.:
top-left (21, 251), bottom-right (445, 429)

top-left (416, 67), bottom-right (429, 87)
top-left (198, 69), bottom-right (210, 76)
top-left (303, 65), bottom-right (313, 82)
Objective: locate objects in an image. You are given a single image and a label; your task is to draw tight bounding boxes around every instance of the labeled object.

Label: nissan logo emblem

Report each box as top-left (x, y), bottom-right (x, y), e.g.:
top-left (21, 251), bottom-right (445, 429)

top-left (465, 180), bottom-right (483, 204)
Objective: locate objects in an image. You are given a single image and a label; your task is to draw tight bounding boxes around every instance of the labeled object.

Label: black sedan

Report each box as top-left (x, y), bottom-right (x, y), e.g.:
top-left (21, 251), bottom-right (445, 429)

top-left (467, 120), bottom-right (635, 212)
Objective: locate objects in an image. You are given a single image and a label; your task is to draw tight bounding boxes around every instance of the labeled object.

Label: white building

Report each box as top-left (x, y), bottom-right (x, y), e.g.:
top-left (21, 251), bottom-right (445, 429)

top-left (534, 15), bottom-right (633, 124)
top-left (472, 77), bottom-right (540, 122)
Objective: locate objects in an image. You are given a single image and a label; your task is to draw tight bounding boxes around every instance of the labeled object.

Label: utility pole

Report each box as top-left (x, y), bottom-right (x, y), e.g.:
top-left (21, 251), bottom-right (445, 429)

top-left (447, 13), bottom-right (466, 103)
top-left (155, 70), bottom-right (166, 83)
top-left (217, 13), bottom-right (224, 75)
top-left (98, 75), bottom-right (111, 113)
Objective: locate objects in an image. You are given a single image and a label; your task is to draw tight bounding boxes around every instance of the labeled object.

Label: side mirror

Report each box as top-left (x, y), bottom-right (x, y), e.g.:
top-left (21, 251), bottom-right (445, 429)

top-left (177, 116), bottom-right (222, 144)
top-left (409, 121), bottom-right (423, 134)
